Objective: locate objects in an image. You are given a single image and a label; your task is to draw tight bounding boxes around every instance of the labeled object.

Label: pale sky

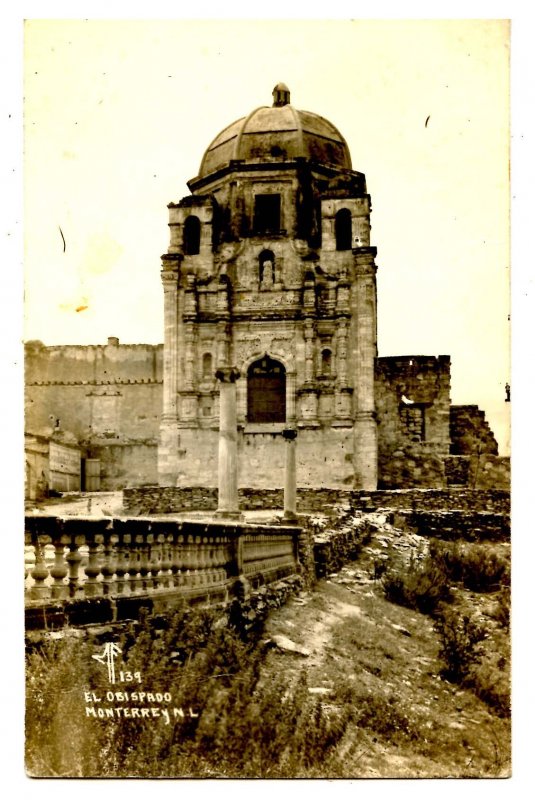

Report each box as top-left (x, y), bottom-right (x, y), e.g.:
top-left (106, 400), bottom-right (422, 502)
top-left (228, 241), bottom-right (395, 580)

top-left (23, 19), bottom-right (510, 452)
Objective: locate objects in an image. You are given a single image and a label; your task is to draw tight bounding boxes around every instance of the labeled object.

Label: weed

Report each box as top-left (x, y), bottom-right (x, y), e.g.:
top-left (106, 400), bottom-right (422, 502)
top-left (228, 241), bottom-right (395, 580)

top-left (429, 540), bottom-right (510, 593)
top-left (382, 554), bottom-right (451, 616)
top-left (26, 603), bottom-right (356, 778)
top-left (434, 606), bottom-right (487, 683)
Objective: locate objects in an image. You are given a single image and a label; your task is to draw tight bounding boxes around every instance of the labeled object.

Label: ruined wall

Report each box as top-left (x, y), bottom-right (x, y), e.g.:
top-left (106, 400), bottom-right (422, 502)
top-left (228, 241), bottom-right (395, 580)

top-left (445, 455), bottom-right (510, 491)
top-left (123, 486), bottom-right (510, 517)
top-left (450, 405), bottom-right (499, 455)
top-left (375, 355), bottom-right (451, 488)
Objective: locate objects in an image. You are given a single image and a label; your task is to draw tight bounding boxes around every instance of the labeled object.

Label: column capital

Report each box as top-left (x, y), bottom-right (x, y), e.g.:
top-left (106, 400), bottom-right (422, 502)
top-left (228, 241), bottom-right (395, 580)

top-left (216, 367), bottom-right (241, 384)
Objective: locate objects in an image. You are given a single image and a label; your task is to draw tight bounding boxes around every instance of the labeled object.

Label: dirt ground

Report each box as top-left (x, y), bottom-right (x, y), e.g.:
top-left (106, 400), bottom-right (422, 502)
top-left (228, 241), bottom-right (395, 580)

top-left (260, 525), bottom-right (511, 779)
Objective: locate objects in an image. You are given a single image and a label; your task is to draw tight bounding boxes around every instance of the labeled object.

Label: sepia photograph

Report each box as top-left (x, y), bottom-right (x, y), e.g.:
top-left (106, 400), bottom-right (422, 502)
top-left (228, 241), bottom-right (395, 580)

top-left (20, 15), bottom-right (513, 782)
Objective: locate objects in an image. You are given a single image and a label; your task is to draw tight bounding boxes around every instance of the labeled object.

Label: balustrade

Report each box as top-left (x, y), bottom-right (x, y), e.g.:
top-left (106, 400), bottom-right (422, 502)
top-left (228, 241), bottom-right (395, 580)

top-left (24, 516), bottom-right (300, 609)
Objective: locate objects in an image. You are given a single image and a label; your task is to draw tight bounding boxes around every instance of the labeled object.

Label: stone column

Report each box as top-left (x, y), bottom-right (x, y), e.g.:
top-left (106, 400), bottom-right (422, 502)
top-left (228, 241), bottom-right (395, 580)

top-left (215, 367), bottom-right (243, 520)
top-left (282, 428), bottom-right (298, 523)
top-left (158, 257), bottom-right (180, 486)
top-left (353, 248), bottom-right (378, 490)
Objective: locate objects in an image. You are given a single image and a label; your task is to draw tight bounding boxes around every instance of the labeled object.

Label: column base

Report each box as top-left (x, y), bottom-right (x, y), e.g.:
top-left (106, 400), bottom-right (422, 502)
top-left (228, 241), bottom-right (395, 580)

top-left (283, 510), bottom-right (299, 524)
top-left (214, 509), bottom-right (244, 521)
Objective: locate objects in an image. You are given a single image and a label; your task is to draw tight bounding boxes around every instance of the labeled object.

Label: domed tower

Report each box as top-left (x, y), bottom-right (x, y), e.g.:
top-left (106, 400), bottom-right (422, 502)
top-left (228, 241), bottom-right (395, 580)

top-left (158, 84), bottom-right (378, 490)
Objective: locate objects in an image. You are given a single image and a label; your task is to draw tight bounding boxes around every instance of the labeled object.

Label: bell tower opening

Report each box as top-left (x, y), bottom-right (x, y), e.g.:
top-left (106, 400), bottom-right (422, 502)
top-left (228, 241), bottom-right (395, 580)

top-left (183, 215), bottom-right (201, 255)
top-left (247, 356), bottom-right (286, 423)
top-left (335, 208), bottom-right (352, 250)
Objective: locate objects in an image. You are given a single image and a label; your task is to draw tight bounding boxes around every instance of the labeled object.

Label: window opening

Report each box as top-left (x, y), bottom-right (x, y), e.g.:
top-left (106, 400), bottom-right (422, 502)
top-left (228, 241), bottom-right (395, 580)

top-left (254, 194), bottom-right (281, 235)
top-left (335, 208), bottom-right (352, 251)
top-left (247, 356), bottom-right (286, 423)
top-left (184, 215), bottom-right (201, 255)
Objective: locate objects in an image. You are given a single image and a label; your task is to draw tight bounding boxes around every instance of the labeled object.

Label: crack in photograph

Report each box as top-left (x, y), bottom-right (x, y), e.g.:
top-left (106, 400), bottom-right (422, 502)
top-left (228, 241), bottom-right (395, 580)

top-left (23, 18), bottom-right (511, 781)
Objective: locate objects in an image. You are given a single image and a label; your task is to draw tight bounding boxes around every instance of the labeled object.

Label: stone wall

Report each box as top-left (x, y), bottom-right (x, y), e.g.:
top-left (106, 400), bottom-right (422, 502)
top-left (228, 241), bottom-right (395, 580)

top-left (390, 510), bottom-right (510, 542)
top-left (86, 442), bottom-right (158, 489)
top-left (375, 356), bottom-right (451, 488)
top-left (173, 426), bottom-right (355, 489)
top-left (450, 405), bottom-right (499, 455)
top-left (445, 455), bottom-right (510, 490)
top-left (312, 517), bottom-right (374, 578)
top-left (25, 339), bottom-right (163, 442)
top-left (123, 486), bottom-right (510, 516)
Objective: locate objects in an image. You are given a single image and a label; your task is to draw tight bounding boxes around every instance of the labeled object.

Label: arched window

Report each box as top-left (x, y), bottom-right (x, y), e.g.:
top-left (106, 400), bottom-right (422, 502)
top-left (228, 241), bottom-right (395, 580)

top-left (258, 249), bottom-right (275, 285)
top-left (202, 352), bottom-right (213, 380)
top-left (247, 356), bottom-right (286, 423)
top-left (335, 208), bottom-right (352, 251)
top-left (321, 348), bottom-right (332, 376)
top-left (183, 215), bottom-right (201, 255)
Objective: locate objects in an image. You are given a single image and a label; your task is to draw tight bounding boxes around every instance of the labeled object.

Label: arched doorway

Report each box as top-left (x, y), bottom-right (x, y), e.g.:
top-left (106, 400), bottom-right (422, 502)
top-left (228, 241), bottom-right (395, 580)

top-left (247, 356), bottom-right (286, 423)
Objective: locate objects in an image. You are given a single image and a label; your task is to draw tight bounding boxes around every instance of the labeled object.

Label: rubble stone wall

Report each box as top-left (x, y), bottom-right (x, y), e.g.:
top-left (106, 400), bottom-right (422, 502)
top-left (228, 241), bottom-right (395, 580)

top-left (390, 509), bottom-right (510, 542)
top-left (375, 356), bottom-right (451, 488)
top-left (123, 486), bottom-right (509, 516)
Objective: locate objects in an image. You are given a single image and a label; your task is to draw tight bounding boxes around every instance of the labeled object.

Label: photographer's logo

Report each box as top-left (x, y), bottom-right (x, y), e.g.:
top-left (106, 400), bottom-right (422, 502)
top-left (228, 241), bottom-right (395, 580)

top-left (92, 643), bottom-right (122, 684)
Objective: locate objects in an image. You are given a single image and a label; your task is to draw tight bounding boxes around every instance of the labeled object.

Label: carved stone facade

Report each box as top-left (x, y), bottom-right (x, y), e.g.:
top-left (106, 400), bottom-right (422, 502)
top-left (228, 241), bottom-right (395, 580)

top-left (158, 84), bottom-right (378, 489)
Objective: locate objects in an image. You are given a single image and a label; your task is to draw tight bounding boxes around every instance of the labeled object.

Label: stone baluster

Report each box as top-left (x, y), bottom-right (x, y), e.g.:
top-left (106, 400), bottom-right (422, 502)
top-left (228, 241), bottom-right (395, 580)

top-left (101, 534), bottom-right (118, 596)
top-left (196, 535), bottom-right (207, 586)
top-left (146, 533), bottom-right (159, 590)
top-left (212, 535), bottom-right (228, 584)
top-left (114, 534), bottom-right (130, 595)
top-left (66, 537), bottom-right (84, 598)
top-left (182, 535), bottom-right (193, 588)
top-left (171, 533), bottom-right (185, 588)
top-left (130, 535), bottom-right (145, 593)
top-left (30, 535), bottom-right (51, 600)
top-left (84, 534), bottom-right (104, 597)
top-left (189, 534), bottom-right (201, 587)
top-left (158, 534), bottom-right (173, 589)
top-left (50, 532), bottom-right (69, 600)
top-left (139, 534), bottom-right (151, 592)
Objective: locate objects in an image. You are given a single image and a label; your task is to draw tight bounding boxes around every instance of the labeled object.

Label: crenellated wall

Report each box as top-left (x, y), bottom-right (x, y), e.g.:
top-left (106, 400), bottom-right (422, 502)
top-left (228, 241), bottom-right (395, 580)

top-left (25, 339), bottom-right (163, 444)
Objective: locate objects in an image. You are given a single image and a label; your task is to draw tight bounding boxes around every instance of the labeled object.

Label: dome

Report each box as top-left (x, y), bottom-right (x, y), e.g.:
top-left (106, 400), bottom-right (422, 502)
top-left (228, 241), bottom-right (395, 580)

top-left (197, 84), bottom-right (352, 179)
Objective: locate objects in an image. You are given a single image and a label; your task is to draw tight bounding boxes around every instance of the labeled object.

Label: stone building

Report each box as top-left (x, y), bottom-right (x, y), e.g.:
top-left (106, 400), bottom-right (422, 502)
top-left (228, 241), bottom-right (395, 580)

top-left (25, 85), bottom-right (507, 493)
top-left (158, 83), bottom-right (379, 489)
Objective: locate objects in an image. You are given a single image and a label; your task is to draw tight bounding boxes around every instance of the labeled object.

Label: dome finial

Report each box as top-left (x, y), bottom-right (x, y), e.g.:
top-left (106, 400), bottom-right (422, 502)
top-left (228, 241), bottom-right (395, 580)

top-left (272, 82), bottom-right (290, 107)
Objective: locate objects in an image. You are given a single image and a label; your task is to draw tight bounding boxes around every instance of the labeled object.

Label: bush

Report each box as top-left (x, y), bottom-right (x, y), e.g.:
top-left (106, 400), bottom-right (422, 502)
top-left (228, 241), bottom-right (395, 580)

top-left (434, 607), bottom-right (487, 683)
top-left (491, 586), bottom-right (510, 630)
top-left (382, 555), bottom-right (451, 616)
top-left (429, 540), bottom-right (510, 593)
top-left (466, 652), bottom-right (510, 718)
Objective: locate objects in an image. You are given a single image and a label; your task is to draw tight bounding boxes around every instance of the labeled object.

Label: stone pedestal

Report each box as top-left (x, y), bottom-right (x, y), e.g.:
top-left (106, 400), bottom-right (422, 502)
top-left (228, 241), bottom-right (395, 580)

top-left (282, 428), bottom-right (298, 523)
top-left (215, 367), bottom-right (243, 520)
